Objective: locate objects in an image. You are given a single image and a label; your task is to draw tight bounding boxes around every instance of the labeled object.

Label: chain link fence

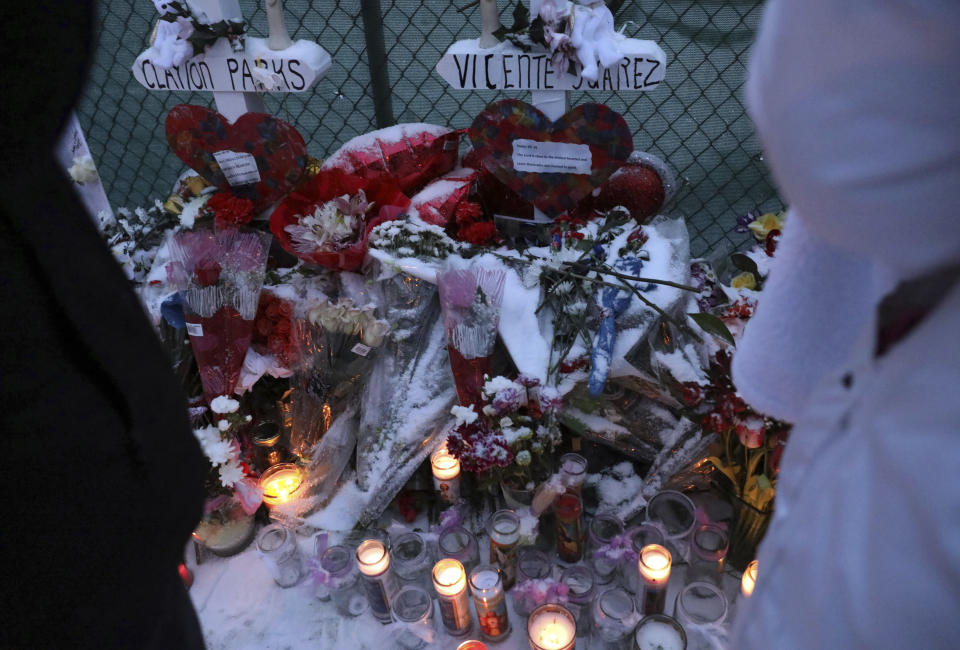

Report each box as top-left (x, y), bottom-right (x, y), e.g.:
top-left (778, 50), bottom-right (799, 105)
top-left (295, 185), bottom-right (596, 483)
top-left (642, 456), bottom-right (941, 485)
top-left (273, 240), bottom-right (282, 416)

top-left (76, 0), bottom-right (782, 258)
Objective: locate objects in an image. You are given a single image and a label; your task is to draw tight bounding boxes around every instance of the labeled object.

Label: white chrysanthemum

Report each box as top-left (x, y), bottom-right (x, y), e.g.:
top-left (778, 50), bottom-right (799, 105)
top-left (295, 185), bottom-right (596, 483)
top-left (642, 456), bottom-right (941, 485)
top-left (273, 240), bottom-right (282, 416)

top-left (515, 450), bottom-right (532, 466)
top-left (451, 404), bottom-right (479, 425)
top-left (218, 460), bottom-right (245, 488)
top-left (482, 375), bottom-right (517, 397)
top-left (210, 395), bottom-right (240, 414)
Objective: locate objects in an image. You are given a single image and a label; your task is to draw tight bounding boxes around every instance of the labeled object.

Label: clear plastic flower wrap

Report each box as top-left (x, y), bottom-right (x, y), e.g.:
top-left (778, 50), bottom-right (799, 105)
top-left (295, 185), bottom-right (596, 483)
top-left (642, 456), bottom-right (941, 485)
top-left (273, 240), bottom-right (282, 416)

top-left (355, 270), bottom-right (448, 491)
top-left (437, 263), bottom-right (507, 406)
top-left (166, 226), bottom-right (272, 404)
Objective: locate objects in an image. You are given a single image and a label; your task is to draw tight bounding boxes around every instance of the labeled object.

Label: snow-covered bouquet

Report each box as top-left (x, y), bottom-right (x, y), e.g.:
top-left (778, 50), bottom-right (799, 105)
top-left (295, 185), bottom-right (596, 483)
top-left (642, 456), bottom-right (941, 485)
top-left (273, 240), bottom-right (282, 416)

top-left (446, 375), bottom-right (563, 493)
top-left (287, 297), bottom-right (390, 457)
top-left (270, 168), bottom-right (410, 271)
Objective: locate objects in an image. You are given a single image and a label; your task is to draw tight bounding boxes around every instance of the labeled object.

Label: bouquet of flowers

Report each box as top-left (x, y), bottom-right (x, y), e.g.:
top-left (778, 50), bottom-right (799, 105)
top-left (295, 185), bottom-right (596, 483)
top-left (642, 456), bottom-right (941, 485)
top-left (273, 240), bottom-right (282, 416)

top-left (270, 168), bottom-right (409, 271)
top-left (287, 295), bottom-right (390, 458)
top-left (446, 375), bottom-right (563, 493)
top-left (166, 226), bottom-right (272, 404)
top-left (437, 264), bottom-right (507, 406)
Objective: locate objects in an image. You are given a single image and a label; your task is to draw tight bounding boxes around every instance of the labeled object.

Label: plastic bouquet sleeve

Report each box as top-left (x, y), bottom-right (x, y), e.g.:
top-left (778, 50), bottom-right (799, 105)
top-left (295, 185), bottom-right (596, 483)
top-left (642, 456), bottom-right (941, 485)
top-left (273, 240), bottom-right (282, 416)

top-left (437, 264), bottom-right (507, 406)
top-left (166, 227), bottom-right (272, 404)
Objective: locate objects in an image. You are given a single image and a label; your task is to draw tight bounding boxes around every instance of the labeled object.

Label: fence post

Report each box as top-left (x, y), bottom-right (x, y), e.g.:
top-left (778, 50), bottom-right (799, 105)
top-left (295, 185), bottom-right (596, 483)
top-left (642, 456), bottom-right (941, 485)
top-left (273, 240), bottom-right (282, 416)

top-left (359, 0), bottom-right (395, 128)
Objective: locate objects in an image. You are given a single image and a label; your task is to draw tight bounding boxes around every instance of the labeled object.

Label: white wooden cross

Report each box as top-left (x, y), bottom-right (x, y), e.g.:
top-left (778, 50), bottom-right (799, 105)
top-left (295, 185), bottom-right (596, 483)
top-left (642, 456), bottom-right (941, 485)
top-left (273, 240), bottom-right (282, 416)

top-left (132, 0), bottom-right (331, 123)
top-left (436, 0), bottom-right (667, 222)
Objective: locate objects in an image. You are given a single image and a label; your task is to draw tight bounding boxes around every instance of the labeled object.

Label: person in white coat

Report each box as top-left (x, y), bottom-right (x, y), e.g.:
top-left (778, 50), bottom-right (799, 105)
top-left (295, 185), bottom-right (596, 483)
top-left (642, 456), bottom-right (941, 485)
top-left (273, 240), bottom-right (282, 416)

top-left (730, 1), bottom-right (960, 647)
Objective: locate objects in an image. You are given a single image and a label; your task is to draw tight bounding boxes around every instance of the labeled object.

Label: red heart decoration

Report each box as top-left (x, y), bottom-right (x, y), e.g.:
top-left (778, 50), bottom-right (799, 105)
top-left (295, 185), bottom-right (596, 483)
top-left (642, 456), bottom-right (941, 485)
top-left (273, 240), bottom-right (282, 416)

top-left (468, 99), bottom-right (633, 218)
top-left (166, 104), bottom-right (308, 210)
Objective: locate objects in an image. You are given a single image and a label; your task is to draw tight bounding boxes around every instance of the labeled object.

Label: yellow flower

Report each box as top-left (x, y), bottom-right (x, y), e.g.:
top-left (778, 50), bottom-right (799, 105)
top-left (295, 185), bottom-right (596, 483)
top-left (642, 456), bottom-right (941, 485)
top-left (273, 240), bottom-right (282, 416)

top-left (731, 272), bottom-right (757, 290)
top-left (748, 212), bottom-right (784, 241)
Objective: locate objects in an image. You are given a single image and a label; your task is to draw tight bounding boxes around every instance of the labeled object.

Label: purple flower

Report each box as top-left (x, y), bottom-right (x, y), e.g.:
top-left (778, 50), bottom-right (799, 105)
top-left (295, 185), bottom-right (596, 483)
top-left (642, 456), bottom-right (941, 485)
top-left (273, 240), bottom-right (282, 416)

top-left (735, 211), bottom-right (758, 234)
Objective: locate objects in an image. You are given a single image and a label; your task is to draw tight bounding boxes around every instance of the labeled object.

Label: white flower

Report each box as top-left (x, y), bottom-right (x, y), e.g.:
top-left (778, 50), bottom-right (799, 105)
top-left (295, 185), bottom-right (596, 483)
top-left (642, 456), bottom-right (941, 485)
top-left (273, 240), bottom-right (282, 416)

top-left (482, 375), bottom-right (517, 397)
top-left (217, 419), bottom-right (230, 432)
top-left (68, 155), bottom-right (99, 184)
top-left (210, 395), bottom-right (240, 414)
top-left (178, 195), bottom-right (208, 229)
top-left (192, 425), bottom-right (233, 466)
top-left (451, 405), bottom-right (479, 425)
top-left (515, 450), bottom-right (532, 466)
top-left (218, 460), bottom-right (245, 488)
top-left (286, 193), bottom-right (364, 254)
top-left (482, 405), bottom-right (498, 416)
top-left (361, 319), bottom-right (391, 347)
top-left (499, 416), bottom-right (514, 428)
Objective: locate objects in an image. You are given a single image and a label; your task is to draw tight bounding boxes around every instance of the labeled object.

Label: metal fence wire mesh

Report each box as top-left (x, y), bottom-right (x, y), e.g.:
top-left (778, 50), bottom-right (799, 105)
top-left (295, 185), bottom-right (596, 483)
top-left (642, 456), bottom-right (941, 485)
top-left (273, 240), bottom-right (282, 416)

top-left (77, 0), bottom-right (783, 258)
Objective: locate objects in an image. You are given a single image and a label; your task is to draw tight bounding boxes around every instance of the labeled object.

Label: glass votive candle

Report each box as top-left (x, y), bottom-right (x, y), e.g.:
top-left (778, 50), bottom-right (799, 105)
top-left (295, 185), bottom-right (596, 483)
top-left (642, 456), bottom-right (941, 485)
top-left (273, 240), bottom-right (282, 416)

top-left (255, 523), bottom-right (304, 588)
top-left (259, 462), bottom-right (306, 507)
top-left (439, 526), bottom-right (480, 575)
top-left (674, 581), bottom-right (728, 628)
top-left (625, 524), bottom-right (665, 594)
top-left (431, 444), bottom-right (462, 504)
top-left (559, 453), bottom-right (588, 494)
top-left (457, 642), bottom-right (488, 650)
top-left (392, 585), bottom-right (437, 649)
top-left (319, 544), bottom-right (368, 616)
top-left (356, 538), bottom-right (399, 623)
top-left (741, 559), bottom-right (758, 598)
top-left (393, 531), bottom-right (433, 591)
top-left (252, 420), bottom-right (287, 472)
top-left (470, 564), bottom-right (511, 642)
top-left (687, 523), bottom-right (729, 585)
top-left (644, 490), bottom-right (696, 561)
top-left (517, 547), bottom-right (553, 584)
top-left (488, 509), bottom-right (521, 589)
top-left (528, 603), bottom-right (577, 650)
top-left (591, 586), bottom-right (639, 646)
top-left (588, 514), bottom-right (625, 584)
top-left (638, 544), bottom-right (672, 616)
top-left (558, 565), bottom-right (595, 630)
top-left (634, 614), bottom-right (687, 650)
top-left (433, 558), bottom-right (472, 636)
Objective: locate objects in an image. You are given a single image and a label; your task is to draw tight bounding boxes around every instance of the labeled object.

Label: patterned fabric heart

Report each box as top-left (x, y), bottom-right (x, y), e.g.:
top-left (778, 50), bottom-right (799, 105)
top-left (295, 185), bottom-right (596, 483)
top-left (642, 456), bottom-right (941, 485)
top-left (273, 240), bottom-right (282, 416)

top-left (468, 99), bottom-right (633, 218)
top-left (166, 104), bottom-right (308, 211)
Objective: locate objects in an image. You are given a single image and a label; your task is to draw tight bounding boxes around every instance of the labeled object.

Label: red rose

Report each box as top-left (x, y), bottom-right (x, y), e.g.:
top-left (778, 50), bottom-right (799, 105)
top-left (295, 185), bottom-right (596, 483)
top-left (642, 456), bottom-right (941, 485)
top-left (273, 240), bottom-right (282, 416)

top-left (207, 192), bottom-right (255, 229)
top-left (193, 259), bottom-right (221, 286)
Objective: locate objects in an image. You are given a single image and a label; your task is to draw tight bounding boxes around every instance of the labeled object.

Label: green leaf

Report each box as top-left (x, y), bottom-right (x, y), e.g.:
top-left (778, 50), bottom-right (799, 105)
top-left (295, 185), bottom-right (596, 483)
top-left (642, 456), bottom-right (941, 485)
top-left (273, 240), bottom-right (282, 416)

top-left (688, 312), bottom-right (736, 346)
top-left (730, 252), bottom-right (759, 276)
top-left (559, 413), bottom-right (588, 437)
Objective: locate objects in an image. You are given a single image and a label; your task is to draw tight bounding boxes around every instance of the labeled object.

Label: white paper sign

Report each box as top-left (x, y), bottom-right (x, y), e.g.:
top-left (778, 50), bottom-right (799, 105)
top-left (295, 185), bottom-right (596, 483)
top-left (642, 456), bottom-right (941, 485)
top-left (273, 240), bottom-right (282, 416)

top-left (351, 342), bottom-right (372, 357)
top-left (213, 150), bottom-right (261, 186)
top-left (435, 39), bottom-right (667, 91)
top-left (186, 322), bottom-right (204, 337)
top-left (512, 140), bottom-right (592, 174)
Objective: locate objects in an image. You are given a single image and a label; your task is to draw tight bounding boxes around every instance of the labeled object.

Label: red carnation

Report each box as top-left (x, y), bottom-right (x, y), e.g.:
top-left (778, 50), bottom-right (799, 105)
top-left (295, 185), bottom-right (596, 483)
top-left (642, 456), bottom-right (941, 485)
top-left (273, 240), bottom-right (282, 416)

top-left (207, 192), bottom-right (255, 229)
top-left (460, 221), bottom-right (499, 247)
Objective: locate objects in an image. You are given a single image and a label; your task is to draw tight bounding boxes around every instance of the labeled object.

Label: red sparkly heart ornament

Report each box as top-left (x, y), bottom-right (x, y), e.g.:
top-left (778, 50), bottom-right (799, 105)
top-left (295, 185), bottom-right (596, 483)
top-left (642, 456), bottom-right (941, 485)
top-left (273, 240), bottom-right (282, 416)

top-left (166, 104), bottom-right (308, 211)
top-left (575, 159), bottom-right (666, 223)
top-left (468, 99), bottom-right (633, 218)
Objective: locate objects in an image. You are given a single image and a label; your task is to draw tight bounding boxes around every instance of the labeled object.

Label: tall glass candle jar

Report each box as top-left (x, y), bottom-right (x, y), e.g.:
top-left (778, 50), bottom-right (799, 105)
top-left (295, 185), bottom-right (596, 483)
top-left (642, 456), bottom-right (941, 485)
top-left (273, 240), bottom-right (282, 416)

top-left (319, 544), bottom-right (368, 616)
top-left (687, 523), bottom-right (728, 585)
top-left (559, 565), bottom-right (595, 629)
top-left (432, 558), bottom-right (472, 636)
top-left (588, 514), bottom-right (625, 584)
top-left (558, 453), bottom-right (588, 494)
top-left (470, 564), bottom-right (511, 642)
top-left (517, 547), bottom-right (553, 584)
top-left (488, 510), bottom-right (521, 589)
top-left (637, 544), bottom-right (671, 616)
top-left (741, 559), bottom-right (758, 598)
top-left (255, 523), bottom-right (304, 588)
top-left (643, 490), bottom-right (695, 562)
top-left (439, 526), bottom-right (480, 575)
top-left (591, 586), bottom-right (639, 647)
top-left (394, 531), bottom-right (433, 591)
top-left (625, 524), bottom-right (665, 594)
top-left (674, 581), bottom-right (728, 628)
top-left (252, 420), bottom-right (287, 472)
top-left (431, 445), bottom-right (462, 504)
top-left (392, 585), bottom-right (437, 649)
top-left (554, 492), bottom-right (583, 563)
top-left (634, 614), bottom-right (687, 650)
top-left (528, 603), bottom-right (576, 650)
top-left (356, 539), bottom-right (399, 623)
